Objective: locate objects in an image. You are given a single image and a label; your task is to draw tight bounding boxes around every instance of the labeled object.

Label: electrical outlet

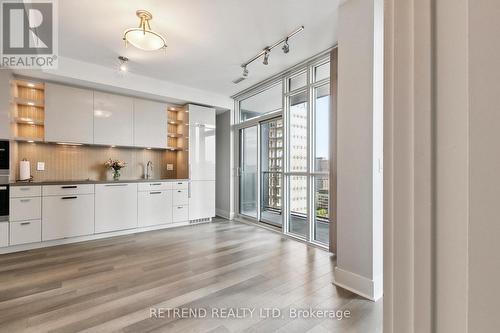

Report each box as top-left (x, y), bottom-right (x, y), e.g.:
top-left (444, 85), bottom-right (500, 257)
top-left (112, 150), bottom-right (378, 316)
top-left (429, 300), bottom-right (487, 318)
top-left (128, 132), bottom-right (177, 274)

top-left (37, 162), bottom-right (45, 171)
top-left (167, 164), bottom-right (174, 171)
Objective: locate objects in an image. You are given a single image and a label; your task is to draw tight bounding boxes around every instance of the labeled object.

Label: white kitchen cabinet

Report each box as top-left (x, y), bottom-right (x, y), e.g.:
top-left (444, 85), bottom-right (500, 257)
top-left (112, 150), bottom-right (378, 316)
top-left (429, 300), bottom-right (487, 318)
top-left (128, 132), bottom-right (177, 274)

top-left (45, 83), bottom-right (94, 144)
top-left (172, 188), bottom-right (188, 206)
top-left (95, 183), bottom-right (137, 233)
top-left (93, 92), bottom-right (134, 146)
top-left (172, 205), bottom-right (188, 223)
top-left (138, 190), bottom-right (172, 227)
top-left (10, 186), bottom-right (41, 198)
top-left (189, 180), bottom-right (215, 220)
top-left (133, 99), bottom-right (167, 149)
top-left (0, 222), bottom-right (8, 247)
top-left (0, 71), bottom-right (12, 140)
top-left (10, 197), bottom-right (41, 222)
top-left (138, 181), bottom-right (172, 192)
top-left (42, 194), bottom-right (94, 241)
top-left (43, 184), bottom-right (94, 196)
top-left (10, 220), bottom-right (41, 245)
top-left (188, 104), bottom-right (216, 181)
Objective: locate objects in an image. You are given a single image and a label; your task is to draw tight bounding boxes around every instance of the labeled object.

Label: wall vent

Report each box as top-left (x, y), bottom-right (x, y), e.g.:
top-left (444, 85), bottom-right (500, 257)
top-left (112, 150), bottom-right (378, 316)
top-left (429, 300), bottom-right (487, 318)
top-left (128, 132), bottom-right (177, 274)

top-left (189, 218), bottom-right (211, 225)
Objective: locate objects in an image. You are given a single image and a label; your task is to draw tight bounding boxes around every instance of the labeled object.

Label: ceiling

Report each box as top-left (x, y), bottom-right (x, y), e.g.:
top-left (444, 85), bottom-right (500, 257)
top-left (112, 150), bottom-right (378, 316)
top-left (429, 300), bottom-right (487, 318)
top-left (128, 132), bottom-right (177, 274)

top-left (58, 0), bottom-right (338, 97)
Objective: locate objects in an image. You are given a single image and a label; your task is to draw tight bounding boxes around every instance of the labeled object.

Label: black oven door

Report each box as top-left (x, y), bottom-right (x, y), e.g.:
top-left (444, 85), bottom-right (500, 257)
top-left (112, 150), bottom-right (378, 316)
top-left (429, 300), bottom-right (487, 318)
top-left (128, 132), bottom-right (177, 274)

top-left (0, 141), bottom-right (9, 170)
top-left (0, 185), bottom-right (8, 219)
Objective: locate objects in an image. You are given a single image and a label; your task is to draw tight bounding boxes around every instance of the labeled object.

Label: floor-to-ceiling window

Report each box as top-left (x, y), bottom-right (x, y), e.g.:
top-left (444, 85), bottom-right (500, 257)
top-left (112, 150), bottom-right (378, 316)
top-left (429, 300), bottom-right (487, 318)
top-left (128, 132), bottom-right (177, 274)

top-left (234, 50), bottom-right (333, 249)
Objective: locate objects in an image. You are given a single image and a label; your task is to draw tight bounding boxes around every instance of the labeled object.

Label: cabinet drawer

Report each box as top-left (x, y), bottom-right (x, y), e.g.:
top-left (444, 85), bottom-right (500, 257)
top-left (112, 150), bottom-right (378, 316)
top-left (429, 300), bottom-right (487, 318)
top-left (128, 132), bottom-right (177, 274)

top-left (138, 182), bottom-right (172, 192)
top-left (0, 222), bottom-right (8, 248)
top-left (10, 220), bottom-right (41, 245)
top-left (10, 186), bottom-right (41, 198)
top-left (138, 190), bottom-right (172, 227)
top-left (172, 181), bottom-right (188, 190)
top-left (172, 189), bottom-right (188, 205)
top-left (43, 184), bottom-right (94, 196)
top-left (172, 205), bottom-right (188, 222)
top-left (10, 197), bottom-right (41, 221)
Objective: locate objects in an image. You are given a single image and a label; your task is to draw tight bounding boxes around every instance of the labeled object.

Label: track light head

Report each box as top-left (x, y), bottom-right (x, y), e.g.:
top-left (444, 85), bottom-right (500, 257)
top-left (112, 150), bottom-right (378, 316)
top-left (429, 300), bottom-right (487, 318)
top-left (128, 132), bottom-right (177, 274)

top-left (263, 49), bottom-right (270, 65)
top-left (118, 56), bottom-right (129, 72)
top-left (242, 66), bottom-right (249, 77)
top-left (282, 38), bottom-right (290, 54)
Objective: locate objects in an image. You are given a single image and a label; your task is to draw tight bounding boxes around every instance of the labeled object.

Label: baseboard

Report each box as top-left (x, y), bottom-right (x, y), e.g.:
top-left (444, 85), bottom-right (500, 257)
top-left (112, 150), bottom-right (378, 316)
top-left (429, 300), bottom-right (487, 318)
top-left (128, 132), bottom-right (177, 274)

top-left (216, 208), bottom-right (231, 220)
top-left (333, 266), bottom-right (383, 301)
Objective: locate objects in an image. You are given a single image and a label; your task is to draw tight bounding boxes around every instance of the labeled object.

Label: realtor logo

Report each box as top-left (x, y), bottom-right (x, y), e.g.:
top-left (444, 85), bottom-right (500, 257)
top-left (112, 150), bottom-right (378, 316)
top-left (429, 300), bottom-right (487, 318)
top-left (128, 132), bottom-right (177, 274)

top-left (1, 0), bottom-right (58, 68)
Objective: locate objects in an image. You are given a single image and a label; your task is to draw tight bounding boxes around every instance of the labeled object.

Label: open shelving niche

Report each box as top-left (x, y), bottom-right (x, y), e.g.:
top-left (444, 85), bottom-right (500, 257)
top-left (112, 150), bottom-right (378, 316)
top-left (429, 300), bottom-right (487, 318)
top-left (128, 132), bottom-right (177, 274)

top-left (11, 80), bottom-right (45, 142)
top-left (166, 105), bottom-right (189, 179)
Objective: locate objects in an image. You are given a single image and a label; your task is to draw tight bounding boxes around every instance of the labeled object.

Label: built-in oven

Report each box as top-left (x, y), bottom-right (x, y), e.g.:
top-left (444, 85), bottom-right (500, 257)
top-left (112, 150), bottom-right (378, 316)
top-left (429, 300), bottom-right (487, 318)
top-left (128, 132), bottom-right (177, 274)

top-left (0, 140), bottom-right (10, 222)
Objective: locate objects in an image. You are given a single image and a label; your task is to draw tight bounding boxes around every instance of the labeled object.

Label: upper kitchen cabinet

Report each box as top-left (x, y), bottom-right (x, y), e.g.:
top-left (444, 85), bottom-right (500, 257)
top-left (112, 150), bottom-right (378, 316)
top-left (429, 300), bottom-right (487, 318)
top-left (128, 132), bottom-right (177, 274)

top-left (45, 83), bottom-right (94, 144)
top-left (188, 104), bottom-right (216, 181)
top-left (133, 99), bottom-right (167, 149)
top-left (0, 71), bottom-right (11, 140)
top-left (94, 92), bottom-right (134, 146)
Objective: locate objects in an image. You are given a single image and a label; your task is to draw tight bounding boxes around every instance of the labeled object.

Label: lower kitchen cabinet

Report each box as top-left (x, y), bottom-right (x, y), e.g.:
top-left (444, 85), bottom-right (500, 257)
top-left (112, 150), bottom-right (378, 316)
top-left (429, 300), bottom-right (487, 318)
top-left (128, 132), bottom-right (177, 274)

top-left (138, 190), bottom-right (173, 227)
top-left (189, 180), bottom-right (216, 220)
top-left (42, 194), bottom-right (94, 241)
top-left (95, 183), bottom-right (138, 233)
top-left (10, 220), bottom-right (41, 245)
top-left (0, 222), bottom-right (9, 247)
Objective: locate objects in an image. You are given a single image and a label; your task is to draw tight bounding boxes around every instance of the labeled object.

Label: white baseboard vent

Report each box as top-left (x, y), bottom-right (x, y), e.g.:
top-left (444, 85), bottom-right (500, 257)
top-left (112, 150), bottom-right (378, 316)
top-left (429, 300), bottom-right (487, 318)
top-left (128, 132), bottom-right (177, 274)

top-left (189, 218), bottom-right (212, 225)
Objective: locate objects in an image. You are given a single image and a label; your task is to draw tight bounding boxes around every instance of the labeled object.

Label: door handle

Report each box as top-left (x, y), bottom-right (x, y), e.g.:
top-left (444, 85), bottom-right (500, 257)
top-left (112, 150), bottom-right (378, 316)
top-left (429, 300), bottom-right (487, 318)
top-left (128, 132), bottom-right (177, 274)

top-left (188, 182), bottom-right (191, 198)
top-left (105, 184), bottom-right (127, 187)
top-left (150, 192), bottom-right (162, 195)
top-left (61, 186), bottom-right (77, 189)
top-left (20, 222), bottom-right (31, 226)
top-left (20, 199), bottom-right (31, 203)
top-left (62, 196), bottom-right (77, 200)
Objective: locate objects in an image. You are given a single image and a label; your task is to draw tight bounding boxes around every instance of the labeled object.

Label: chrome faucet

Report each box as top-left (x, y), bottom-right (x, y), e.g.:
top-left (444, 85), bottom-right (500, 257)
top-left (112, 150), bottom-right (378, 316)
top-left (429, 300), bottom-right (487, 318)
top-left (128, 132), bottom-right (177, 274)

top-left (146, 161), bottom-right (153, 179)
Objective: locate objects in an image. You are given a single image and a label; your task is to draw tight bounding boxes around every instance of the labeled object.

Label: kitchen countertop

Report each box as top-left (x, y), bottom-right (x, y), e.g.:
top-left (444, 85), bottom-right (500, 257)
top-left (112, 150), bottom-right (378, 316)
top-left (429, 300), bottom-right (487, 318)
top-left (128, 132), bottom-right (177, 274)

top-left (10, 179), bottom-right (189, 186)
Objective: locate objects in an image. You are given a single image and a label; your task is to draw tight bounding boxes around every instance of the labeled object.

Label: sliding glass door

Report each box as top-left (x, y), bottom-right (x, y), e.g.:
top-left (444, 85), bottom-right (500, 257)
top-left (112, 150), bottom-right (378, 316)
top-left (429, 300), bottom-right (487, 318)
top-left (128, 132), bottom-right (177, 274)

top-left (239, 126), bottom-right (258, 219)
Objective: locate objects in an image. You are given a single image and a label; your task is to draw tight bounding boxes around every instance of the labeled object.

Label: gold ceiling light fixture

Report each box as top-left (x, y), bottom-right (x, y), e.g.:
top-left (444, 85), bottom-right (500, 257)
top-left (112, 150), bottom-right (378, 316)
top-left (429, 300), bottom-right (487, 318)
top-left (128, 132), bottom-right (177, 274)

top-left (123, 10), bottom-right (167, 52)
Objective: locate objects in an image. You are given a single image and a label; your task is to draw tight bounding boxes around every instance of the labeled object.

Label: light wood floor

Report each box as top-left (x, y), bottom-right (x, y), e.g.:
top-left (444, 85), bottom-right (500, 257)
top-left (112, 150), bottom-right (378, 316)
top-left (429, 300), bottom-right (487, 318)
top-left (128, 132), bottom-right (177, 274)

top-left (0, 218), bottom-right (382, 333)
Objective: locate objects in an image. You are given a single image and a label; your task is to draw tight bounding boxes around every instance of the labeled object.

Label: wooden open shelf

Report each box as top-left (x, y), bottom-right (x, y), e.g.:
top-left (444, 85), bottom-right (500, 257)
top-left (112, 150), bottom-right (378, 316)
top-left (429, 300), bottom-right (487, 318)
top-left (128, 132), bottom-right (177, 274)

top-left (11, 80), bottom-right (45, 141)
top-left (167, 105), bottom-right (189, 178)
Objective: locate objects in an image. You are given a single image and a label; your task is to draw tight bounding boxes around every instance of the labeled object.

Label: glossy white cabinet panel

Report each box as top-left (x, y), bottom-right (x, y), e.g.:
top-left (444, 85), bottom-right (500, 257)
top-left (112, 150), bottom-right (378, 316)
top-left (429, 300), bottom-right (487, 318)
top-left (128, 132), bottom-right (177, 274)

top-left (95, 183), bottom-right (138, 233)
top-left (93, 92), bottom-right (134, 146)
top-left (10, 197), bottom-right (41, 222)
top-left (42, 184), bottom-right (94, 196)
top-left (188, 104), bottom-right (216, 127)
top-left (0, 223), bottom-right (8, 247)
top-left (189, 180), bottom-right (215, 220)
top-left (133, 99), bottom-right (167, 149)
top-left (138, 190), bottom-right (172, 227)
top-left (10, 220), bottom-right (41, 245)
top-left (172, 205), bottom-right (188, 222)
top-left (189, 123), bottom-right (216, 181)
top-left (138, 182), bottom-right (172, 192)
top-left (0, 71), bottom-right (11, 140)
top-left (45, 83), bottom-right (94, 144)
top-left (42, 194), bottom-right (94, 241)
top-left (10, 186), bottom-right (41, 198)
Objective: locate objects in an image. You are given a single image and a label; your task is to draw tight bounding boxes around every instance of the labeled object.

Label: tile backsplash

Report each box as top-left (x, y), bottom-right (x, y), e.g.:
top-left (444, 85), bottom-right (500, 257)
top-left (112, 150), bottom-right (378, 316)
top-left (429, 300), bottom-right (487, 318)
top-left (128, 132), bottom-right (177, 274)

top-left (13, 142), bottom-right (180, 182)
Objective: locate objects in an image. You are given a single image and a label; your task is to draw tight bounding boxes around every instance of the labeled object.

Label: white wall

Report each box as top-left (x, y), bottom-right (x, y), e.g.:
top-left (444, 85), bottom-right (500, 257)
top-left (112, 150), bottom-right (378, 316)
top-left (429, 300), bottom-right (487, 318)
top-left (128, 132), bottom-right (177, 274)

top-left (468, 0), bottom-right (500, 331)
top-left (216, 111), bottom-right (232, 218)
top-left (15, 56), bottom-right (233, 110)
top-left (0, 71), bottom-right (12, 140)
top-left (335, 0), bottom-right (383, 301)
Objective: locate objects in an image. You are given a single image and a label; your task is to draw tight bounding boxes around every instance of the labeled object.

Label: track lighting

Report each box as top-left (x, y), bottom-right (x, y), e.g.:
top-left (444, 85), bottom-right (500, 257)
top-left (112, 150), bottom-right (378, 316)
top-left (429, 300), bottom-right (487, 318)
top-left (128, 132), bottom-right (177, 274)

top-left (263, 49), bottom-right (270, 65)
top-left (233, 25), bottom-right (304, 84)
top-left (282, 38), bottom-right (290, 54)
top-left (118, 56), bottom-right (129, 72)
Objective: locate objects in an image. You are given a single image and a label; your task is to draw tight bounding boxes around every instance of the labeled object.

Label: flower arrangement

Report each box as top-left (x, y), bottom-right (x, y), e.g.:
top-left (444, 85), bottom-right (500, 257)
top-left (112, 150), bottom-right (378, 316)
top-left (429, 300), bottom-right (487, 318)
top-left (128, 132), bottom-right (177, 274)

top-left (105, 159), bottom-right (127, 180)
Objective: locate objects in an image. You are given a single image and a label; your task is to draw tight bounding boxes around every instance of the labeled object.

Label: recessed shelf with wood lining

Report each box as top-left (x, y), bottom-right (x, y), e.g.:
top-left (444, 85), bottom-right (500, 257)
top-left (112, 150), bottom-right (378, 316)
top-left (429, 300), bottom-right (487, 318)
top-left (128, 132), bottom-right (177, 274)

top-left (166, 104), bottom-right (189, 178)
top-left (11, 80), bottom-right (45, 142)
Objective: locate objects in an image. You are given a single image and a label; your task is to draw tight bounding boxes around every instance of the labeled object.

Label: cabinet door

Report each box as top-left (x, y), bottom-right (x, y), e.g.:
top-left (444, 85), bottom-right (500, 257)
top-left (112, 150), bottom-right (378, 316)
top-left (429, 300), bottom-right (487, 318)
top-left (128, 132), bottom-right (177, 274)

top-left (94, 92), bottom-right (134, 146)
top-left (138, 190), bottom-right (172, 227)
top-left (189, 180), bottom-right (215, 220)
top-left (95, 183), bottom-right (137, 233)
top-left (42, 194), bottom-right (94, 241)
top-left (133, 99), bottom-right (167, 149)
top-left (188, 104), bottom-right (216, 181)
top-left (0, 71), bottom-right (11, 140)
top-left (45, 83), bottom-right (94, 144)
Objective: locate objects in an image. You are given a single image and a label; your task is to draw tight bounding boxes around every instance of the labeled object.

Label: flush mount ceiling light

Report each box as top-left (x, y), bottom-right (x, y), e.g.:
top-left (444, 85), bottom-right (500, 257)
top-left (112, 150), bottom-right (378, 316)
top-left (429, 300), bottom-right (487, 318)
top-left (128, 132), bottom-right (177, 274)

top-left (123, 10), bottom-right (167, 51)
top-left (232, 25), bottom-right (304, 84)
